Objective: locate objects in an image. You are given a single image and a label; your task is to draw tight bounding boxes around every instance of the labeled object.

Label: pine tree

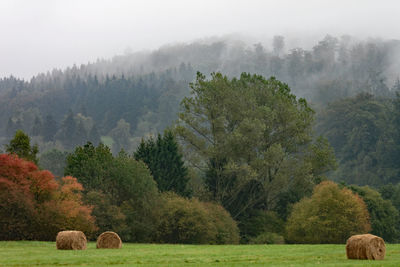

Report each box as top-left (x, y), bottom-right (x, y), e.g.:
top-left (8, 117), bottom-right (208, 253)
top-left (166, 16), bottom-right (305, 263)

top-left (88, 124), bottom-right (101, 146)
top-left (134, 130), bottom-right (190, 196)
top-left (6, 117), bottom-right (15, 138)
top-left (42, 114), bottom-right (58, 142)
top-left (57, 110), bottom-right (77, 149)
top-left (31, 116), bottom-right (42, 136)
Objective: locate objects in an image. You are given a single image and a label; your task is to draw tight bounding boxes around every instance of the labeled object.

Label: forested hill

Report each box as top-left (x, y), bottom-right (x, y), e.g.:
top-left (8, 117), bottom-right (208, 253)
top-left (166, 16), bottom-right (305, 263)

top-left (1, 35), bottom-right (400, 161)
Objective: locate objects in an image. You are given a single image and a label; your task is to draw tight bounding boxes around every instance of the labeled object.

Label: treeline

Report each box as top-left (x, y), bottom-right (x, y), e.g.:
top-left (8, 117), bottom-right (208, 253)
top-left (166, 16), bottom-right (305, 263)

top-left (2, 73), bottom-right (400, 244)
top-left (0, 68), bottom-right (193, 153)
top-left (1, 130), bottom-right (239, 244)
top-left (2, 34), bottom-right (400, 243)
top-left (1, 35), bottom-right (400, 155)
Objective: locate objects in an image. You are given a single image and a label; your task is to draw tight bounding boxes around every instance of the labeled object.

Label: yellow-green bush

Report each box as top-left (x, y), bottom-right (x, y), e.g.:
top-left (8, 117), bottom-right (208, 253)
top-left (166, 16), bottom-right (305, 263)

top-left (285, 181), bottom-right (371, 244)
top-left (155, 193), bottom-right (239, 244)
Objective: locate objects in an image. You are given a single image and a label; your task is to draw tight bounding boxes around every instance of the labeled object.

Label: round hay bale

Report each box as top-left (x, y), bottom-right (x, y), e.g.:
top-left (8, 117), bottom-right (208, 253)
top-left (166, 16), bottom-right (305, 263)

top-left (96, 231), bottom-right (122, 249)
top-left (56, 230), bottom-right (87, 250)
top-left (346, 234), bottom-right (385, 260)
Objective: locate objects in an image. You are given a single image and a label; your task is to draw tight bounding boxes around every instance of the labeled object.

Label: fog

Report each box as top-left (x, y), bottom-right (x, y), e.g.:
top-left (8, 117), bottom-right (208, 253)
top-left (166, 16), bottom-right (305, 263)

top-left (1, 0), bottom-right (400, 79)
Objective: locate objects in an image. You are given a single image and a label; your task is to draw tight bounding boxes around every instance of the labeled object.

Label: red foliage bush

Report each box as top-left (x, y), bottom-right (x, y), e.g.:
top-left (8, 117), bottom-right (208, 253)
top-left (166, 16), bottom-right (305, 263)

top-left (0, 154), bottom-right (96, 240)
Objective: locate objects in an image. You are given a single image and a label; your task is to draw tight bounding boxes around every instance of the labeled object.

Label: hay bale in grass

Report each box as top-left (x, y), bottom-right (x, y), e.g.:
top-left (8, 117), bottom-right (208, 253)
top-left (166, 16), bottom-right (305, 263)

top-left (56, 230), bottom-right (87, 250)
top-left (96, 231), bottom-right (122, 249)
top-left (346, 234), bottom-right (385, 260)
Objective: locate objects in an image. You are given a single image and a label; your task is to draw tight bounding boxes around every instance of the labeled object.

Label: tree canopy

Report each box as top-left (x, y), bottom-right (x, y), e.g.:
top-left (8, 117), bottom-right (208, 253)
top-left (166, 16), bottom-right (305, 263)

top-left (176, 72), bottom-right (336, 223)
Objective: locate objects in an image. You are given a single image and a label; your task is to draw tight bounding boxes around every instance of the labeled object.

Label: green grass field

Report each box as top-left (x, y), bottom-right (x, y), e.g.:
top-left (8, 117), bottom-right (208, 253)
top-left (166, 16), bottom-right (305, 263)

top-left (0, 241), bottom-right (399, 266)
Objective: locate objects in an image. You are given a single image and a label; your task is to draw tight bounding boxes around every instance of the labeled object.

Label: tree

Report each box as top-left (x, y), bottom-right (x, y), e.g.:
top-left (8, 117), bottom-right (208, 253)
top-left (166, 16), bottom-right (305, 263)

top-left (64, 142), bottom-right (114, 196)
top-left (109, 119), bottom-right (131, 154)
top-left (64, 142), bottom-right (160, 242)
top-left (349, 185), bottom-right (400, 242)
top-left (88, 124), bottom-right (101, 146)
top-left (317, 93), bottom-right (396, 186)
top-left (56, 110), bottom-right (79, 149)
top-left (272, 35), bottom-right (285, 57)
top-left (5, 130), bottom-right (38, 164)
top-left (84, 190), bottom-right (128, 238)
top-left (176, 72), bottom-right (336, 221)
top-left (134, 130), bottom-right (190, 196)
top-left (42, 114), bottom-right (57, 142)
top-left (0, 154), bottom-right (96, 240)
top-left (30, 116), bottom-right (42, 136)
top-left (285, 181), bottom-right (371, 244)
top-left (39, 149), bottom-right (68, 178)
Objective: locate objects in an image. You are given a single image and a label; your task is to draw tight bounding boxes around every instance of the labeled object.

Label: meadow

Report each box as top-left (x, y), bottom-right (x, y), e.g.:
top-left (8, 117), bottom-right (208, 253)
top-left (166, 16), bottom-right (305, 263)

top-left (1, 242), bottom-right (400, 266)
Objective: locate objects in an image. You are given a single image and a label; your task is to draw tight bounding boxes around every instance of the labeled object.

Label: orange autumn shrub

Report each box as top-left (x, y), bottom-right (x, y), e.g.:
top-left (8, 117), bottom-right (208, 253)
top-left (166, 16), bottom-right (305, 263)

top-left (0, 154), bottom-right (96, 240)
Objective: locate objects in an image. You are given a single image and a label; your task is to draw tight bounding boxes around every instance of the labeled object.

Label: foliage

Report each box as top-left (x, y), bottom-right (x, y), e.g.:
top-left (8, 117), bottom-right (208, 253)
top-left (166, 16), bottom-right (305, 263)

top-left (1, 36), bottom-right (398, 154)
top-left (248, 232), bottom-right (285, 244)
top-left (380, 183), bottom-right (400, 212)
top-left (239, 210), bottom-right (285, 243)
top-left (84, 190), bottom-right (128, 239)
top-left (202, 201), bottom-right (240, 244)
top-left (316, 93), bottom-right (398, 186)
top-left (64, 142), bottom-right (159, 242)
top-left (64, 142), bottom-right (114, 194)
top-left (109, 119), bottom-right (131, 154)
top-left (39, 149), bottom-right (68, 177)
top-left (155, 193), bottom-right (239, 244)
top-left (285, 181), bottom-right (371, 244)
top-left (176, 72), bottom-right (336, 224)
top-left (0, 154), bottom-right (96, 241)
top-left (348, 185), bottom-right (400, 242)
top-left (134, 130), bottom-right (190, 197)
top-left (5, 130), bottom-right (39, 164)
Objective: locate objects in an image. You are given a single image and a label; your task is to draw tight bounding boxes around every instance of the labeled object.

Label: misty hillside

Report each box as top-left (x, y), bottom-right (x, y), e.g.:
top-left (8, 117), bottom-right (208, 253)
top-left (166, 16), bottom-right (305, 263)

top-left (1, 35), bottom-right (400, 159)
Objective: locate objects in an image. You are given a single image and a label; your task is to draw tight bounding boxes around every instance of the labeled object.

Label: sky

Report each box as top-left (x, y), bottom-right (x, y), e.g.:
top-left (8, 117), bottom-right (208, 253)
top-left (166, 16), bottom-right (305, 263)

top-left (1, 0), bottom-right (400, 79)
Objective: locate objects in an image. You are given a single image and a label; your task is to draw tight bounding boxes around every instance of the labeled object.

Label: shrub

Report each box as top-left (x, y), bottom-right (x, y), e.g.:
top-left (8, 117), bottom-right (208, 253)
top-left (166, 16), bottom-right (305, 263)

top-left (239, 210), bottom-right (285, 243)
top-left (203, 202), bottom-right (240, 244)
top-left (285, 181), bottom-right (371, 244)
top-left (155, 193), bottom-right (239, 244)
top-left (249, 232), bottom-right (285, 244)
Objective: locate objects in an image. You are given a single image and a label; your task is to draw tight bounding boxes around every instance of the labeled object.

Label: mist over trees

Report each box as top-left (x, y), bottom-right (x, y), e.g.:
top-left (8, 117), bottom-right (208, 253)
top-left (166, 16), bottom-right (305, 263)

top-left (1, 35), bottom-right (399, 155)
top-left (2, 34), bottom-right (400, 243)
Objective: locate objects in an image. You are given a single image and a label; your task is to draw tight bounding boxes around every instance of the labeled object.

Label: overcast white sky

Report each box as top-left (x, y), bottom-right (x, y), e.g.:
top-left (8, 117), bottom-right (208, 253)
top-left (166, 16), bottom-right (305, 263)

top-left (1, 0), bottom-right (399, 79)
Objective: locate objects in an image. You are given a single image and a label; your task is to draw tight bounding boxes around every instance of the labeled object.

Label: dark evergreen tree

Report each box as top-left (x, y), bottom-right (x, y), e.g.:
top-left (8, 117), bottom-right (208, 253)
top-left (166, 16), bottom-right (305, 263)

top-left (6, 117), bottom-right (15, 138)
top-left (74, 121), bottom-right (88, 146)
top-left (42, 114), bottom-right (58, 142)
top-left (56, 110), bottom-right (77, 149)
top-left (31, 116), bottom-right (42, 136)
top-left (134, 130), bottom-right (190, 197)
top-left (88, 124), bottom-right (101, 146)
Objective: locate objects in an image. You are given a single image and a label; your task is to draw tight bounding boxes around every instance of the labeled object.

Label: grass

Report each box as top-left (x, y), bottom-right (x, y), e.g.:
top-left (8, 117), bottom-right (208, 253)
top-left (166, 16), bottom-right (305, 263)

top-left (0, 241), bottom-right (400, 266)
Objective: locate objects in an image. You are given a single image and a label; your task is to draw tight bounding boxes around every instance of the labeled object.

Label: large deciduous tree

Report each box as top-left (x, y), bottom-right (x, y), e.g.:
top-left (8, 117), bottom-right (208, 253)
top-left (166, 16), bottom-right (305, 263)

top-left (175, 72), bottom-right (336, 220)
